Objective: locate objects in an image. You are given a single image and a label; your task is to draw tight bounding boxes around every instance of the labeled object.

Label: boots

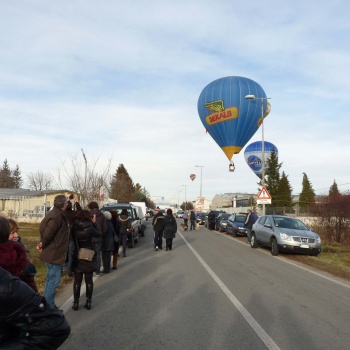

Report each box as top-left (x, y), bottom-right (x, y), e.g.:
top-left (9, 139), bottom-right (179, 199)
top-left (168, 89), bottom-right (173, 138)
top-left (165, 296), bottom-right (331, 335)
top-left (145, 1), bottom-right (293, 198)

top-left (84, 284), bottom-right (93, 310)
top-left (72, 283), bottom-right (81, 311)
top-left (112, 253), bottom-right (118, 270)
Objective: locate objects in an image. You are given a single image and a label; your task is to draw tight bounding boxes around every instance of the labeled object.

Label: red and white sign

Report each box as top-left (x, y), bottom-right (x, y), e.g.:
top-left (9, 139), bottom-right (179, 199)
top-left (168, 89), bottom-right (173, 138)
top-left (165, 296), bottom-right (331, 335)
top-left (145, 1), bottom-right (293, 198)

top-left (257, 187), bottom-right (272, 204)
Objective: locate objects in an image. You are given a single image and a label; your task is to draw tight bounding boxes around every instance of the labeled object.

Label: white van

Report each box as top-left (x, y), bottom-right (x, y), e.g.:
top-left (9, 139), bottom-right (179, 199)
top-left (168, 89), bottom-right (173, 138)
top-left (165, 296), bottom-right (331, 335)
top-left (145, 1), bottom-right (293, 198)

top-left (131, 203), bottom-right (147, 236)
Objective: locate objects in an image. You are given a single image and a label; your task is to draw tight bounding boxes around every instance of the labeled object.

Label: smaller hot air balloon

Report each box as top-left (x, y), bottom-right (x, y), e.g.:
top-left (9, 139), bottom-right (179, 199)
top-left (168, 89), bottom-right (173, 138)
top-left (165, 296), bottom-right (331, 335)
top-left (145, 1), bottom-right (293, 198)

top-left (244, 141), bottom-right (278, 179)
top-left (190, 174), bottom-right (196, 181)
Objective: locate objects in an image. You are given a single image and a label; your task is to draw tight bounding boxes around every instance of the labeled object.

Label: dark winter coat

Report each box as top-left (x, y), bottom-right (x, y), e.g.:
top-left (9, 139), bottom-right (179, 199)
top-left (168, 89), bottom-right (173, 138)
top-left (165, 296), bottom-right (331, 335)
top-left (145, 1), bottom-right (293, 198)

top-left (111, 217), bottom-right (120, 238)
top-left (0, 267), bottom-right (70, 349)
top-left (208, 211), bottom-right (216, 224)
top-left (39, 206), bottom-right (69, 265)
top-left (152, 212), bottom-right (165, 232)
top-left (244, 213), bottom-right (255, 229)
top-left (118, 215), bottom-right (130, 235)
top-left (101, 219), bottom-right (116, 252)
top-left (190, 211), bottom-right (196, 221)
top-left (71, 220), bottom-right (101, 273)
top-left (90, 208), bottom-right (107, 243)
top-left (163, 215), bottom-right (177, 239)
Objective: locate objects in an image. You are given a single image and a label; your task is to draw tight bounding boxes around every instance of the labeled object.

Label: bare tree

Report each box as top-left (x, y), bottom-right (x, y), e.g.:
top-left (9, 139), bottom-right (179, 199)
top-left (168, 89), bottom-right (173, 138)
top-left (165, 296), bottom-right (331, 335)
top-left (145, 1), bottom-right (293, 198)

top-left (27, 171), bottom-right (54, 191)
top-left (57, 150), bottom-right (113, 208)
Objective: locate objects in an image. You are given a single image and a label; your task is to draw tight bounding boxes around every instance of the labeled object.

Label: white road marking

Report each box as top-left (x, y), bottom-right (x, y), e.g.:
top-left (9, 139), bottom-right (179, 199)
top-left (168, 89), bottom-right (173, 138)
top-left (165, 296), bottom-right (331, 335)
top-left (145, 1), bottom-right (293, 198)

top-left (178, 230), bottom-right (281, 350)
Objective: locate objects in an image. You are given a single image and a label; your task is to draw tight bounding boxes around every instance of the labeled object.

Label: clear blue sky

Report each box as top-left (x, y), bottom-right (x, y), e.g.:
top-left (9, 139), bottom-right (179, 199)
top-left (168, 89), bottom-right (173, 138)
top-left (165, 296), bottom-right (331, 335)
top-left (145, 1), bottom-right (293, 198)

top-left (1, 0), bottom-right (349, 204)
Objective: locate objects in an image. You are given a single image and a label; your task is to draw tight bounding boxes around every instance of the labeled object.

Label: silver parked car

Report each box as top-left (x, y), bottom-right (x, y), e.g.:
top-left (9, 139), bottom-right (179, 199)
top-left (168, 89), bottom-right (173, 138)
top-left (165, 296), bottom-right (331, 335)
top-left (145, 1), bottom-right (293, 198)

top-left (251, 215), bottom-right (322, 256)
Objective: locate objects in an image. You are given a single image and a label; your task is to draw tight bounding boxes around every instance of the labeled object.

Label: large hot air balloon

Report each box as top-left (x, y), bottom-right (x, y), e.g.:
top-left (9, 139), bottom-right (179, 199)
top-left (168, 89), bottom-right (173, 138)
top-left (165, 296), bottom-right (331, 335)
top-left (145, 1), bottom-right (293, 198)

top-left (190, 174), bottom-right (196, 181)
top-left (244, 141), bottom-right (278, 179)
top-left (198, 76), bottom-right (268, 163)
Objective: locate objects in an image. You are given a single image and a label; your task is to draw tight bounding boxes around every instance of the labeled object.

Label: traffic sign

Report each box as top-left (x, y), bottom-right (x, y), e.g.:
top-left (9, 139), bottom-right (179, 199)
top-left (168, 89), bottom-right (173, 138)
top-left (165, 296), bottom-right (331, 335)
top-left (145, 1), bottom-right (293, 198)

top-left (257, 187), bottom-right (272, 204)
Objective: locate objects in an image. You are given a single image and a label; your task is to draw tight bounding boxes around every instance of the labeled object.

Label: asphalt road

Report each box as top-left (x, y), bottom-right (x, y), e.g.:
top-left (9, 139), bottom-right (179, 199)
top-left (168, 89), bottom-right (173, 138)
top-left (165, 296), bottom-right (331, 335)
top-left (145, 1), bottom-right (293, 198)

top-left (59, 220), bottom-right (350, 350)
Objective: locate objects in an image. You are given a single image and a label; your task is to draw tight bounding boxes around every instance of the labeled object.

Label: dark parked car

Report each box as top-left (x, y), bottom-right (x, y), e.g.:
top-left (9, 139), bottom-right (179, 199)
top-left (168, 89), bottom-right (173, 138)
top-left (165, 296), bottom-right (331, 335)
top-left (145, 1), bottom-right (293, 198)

top-left (226, 214), bottom-right (247, 236)
top-left (251, 215), bottom-right (322, 256)
top-left (101, 203), bottom-right (140, 248)
top-left (196, 212), bottom-right (207, 225)
top-left (215, 213), bottom-right (231, 232)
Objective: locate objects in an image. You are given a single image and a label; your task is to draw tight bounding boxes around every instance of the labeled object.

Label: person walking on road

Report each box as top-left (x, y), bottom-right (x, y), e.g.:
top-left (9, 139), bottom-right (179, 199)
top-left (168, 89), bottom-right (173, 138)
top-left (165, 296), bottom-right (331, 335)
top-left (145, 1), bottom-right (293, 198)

top-left (182, 210), bottom-right (189, 229)
top-left (244, 209), bottom-right (255, 244)
top-left (118, 209), bottom-right (130, 257)
top-left (152, 207), bottom-right (165, 251)
top-left (101, 211), bottom-right (116, 273)
top-left (88, 201), bottom-right (107, 276)
top-left (110, 210), bottom-right (120, 270)
top-left (163, 209), bottom-right (177, 251)
top-left (70, 210), bottom-right (101, 311)
top-left (38, 194), bottom-right (69, 307)
top-left (189, 210), bottom-right (196, 231)
top-left (207, 210), bottom-right (216, 230)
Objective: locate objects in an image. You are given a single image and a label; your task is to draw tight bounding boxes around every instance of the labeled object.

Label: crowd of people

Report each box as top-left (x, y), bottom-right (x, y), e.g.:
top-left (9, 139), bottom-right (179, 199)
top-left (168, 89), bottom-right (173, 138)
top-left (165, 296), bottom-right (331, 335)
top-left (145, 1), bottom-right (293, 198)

top-left (0, 194), bottom-right (127, 348)
top-left (0, 197), bottom-right (258, 348)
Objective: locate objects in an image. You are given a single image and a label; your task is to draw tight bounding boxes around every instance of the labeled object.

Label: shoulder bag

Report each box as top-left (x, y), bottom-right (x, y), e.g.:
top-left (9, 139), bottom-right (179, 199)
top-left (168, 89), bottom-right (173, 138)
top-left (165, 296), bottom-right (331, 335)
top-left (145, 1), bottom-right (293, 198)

top-left (74, 233), bottom-right (95, 261)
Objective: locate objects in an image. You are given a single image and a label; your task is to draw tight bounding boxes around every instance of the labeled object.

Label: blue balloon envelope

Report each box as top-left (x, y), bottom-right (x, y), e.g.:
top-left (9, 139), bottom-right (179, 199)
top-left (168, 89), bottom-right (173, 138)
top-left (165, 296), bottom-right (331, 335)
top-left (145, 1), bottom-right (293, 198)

top-left (244, 141), bottom-right (278, 178)
top-left (198, 76), bottom-right (267, 161)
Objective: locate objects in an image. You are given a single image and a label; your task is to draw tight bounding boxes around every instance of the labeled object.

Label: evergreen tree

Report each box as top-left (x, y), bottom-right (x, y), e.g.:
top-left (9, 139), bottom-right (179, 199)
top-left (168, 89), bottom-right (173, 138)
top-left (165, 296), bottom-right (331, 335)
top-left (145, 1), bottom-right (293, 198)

top-left (109, 164), bottom-right (135, 203)
top-left (276, 171), bottom-right (293, 213)
top-left (329, 180), bottom-right (341, 200)
top-left (299, 172), bottom-right (315, 212)
top-left (12, 164), bottom-right (22, 188)
top-left (264, 149), bottom-right (282, 207)
top-left (0, 159), bottom-right (15, 188)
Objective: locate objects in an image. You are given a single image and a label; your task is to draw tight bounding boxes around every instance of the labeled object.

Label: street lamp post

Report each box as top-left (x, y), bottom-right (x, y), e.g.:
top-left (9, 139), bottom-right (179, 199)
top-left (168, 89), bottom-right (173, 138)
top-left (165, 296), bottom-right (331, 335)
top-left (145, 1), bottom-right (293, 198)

top-left (177, 190), bottom-right (182, 209)
top-left (195, 165), bottom-right (204, 198)
top-left (181, 185), bottom-right (187, 211)
top-left (245, 94), bottom-right (271, 216)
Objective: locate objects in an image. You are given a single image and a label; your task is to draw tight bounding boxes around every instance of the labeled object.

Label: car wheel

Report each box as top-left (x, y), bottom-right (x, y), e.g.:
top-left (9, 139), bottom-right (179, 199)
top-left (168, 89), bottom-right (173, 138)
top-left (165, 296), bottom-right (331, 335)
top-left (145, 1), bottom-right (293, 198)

top-left (233, 229), bottom-right (237, 237)
top-left (250, 233), bottom-right (258, 248)
top-left (271, 238), bottom-right (278, 256)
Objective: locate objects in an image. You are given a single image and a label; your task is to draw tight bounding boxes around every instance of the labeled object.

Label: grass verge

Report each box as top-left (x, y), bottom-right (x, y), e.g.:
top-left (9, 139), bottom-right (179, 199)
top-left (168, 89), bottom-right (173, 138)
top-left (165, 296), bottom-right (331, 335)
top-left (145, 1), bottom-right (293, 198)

top-left (17, 222), bottom-right (73, 295)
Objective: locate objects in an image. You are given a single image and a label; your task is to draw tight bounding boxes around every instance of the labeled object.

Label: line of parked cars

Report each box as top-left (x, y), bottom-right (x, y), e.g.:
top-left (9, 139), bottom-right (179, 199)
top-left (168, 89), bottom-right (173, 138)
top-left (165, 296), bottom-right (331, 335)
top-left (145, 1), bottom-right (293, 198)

top-left (198, 210), bottom-right (322, 257)
top-left (101, 203), bottom-right (147, 248)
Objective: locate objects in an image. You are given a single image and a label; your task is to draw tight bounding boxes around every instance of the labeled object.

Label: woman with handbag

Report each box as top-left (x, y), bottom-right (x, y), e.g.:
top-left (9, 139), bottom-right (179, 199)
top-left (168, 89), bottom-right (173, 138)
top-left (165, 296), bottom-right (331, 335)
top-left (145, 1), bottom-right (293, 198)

top-left (70, 210), bottom-right (101, 311)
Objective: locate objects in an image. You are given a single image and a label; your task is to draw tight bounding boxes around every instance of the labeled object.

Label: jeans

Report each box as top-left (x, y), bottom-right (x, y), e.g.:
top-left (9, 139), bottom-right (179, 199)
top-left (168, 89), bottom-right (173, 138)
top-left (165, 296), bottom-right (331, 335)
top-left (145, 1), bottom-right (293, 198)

top-left (92, 242), bottom-right (102, 273)
top-left (190, 220), bottom-right (195, 230)
top-left (246, 228), bottom-right (252, 243)
top-left (154, 230), bottom-right (163, 249)
top-left (120, 233), bottom-right (127, 256)
top-left (44, 263), bottom-right (63, 306)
